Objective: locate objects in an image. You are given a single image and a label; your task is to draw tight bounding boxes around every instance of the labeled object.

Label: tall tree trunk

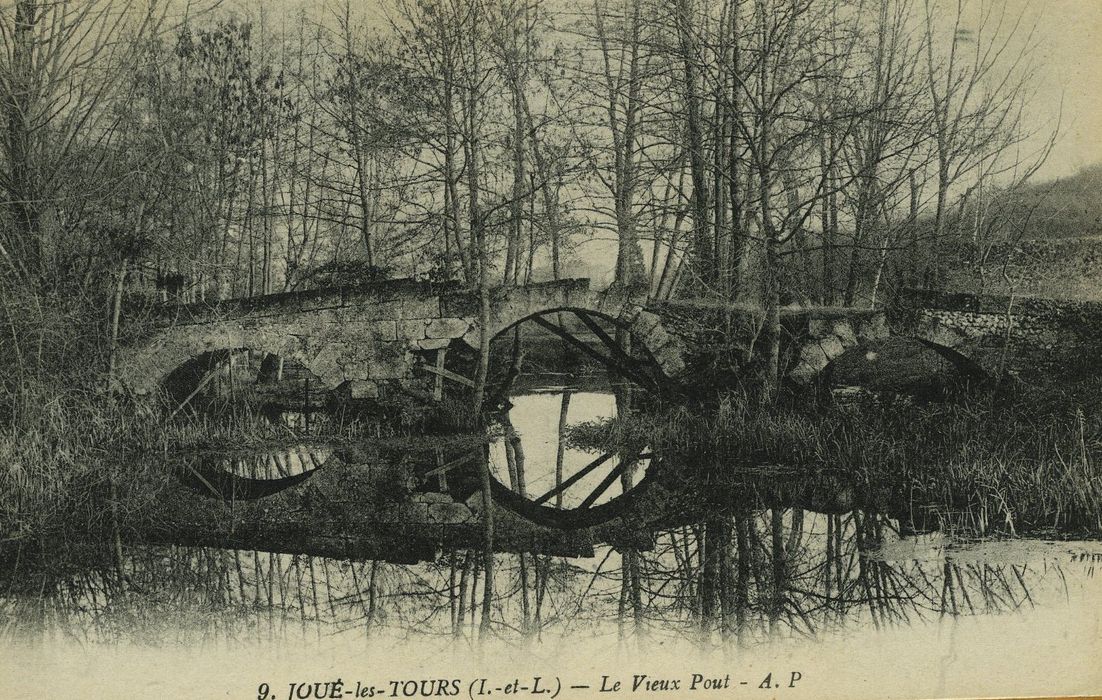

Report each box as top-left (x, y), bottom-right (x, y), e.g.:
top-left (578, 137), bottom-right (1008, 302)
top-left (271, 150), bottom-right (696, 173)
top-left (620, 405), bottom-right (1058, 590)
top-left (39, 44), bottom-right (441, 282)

top-left (820, 133), bottom-right (836, 305)
top-left (479, 447), bottom-right (494, 634)
top-left (554, 390), bottom-right (571, 509)
top-left (505, 45), bottom-right (527, 285)
top-left (678, 0), bottom-right (713, 293)
top-left (4, 0), bottom-right (41, 284)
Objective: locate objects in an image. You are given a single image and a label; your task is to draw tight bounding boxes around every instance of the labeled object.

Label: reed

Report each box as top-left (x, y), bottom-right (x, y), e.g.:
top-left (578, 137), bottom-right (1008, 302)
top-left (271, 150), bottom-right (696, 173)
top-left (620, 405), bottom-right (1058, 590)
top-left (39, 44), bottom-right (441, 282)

top-left (567, 382), bottom-right (1102, 537)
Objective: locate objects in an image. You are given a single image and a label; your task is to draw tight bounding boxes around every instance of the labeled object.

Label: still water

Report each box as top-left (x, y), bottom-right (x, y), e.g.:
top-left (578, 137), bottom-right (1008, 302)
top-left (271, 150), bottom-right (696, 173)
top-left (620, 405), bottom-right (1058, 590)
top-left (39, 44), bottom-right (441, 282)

top-left (1, 383), bottom-right (1101, 698)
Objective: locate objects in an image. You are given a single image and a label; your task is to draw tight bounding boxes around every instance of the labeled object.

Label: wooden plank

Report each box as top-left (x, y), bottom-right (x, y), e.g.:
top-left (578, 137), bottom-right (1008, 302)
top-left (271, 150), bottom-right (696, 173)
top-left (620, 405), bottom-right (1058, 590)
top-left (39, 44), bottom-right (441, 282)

top-left (529, 315), bottom-right (658, 391)
top-left (533, 452), bottom-right (615, 506)
top-left (419, 363), bottom-right (477, 389)
top-left (423, 452), bottom-right (476, 478)
top-left (578, 453), bottom-right (643, 510)
top-left (570, 310), bottom-right (659, 383)
top-left (433, 348), bottom-right (447, 401)
top-left (435, 449), bottom-right (448, 492)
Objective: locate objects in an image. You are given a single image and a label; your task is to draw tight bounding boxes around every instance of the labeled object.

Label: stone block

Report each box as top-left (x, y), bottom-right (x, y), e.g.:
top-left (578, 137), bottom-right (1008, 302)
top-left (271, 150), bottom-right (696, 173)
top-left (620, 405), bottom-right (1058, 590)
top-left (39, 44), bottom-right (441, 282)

top-left (613, 301), bottom-right (646, 324)
top-left (426, 317), bottom-right (471, 338)
top-left (461, 325), bottom-right (483, 349)
top-left (640, 324), bottom-right (672, 354)
top-left (371, 320), bottom-right (398, 341)
top-left (337, 320), bottom-right (397, 341)
top-left (831, 320), bottom-right (858, 347)
top-left (417, 337), bottom-right (451, 350)
top-left (349, 296), bottom-right (441, 320)
top-left (629, 311), bottom-right (662, 339)
top-left (856, 313), bottom-right (889, 341)
top-left (808, 319), bottom-right (832, 338)
top-left (817, 335), bottom-right (845, 362)
top-left (464, 492), bottom-right (485, 513)
top-left (427, 503), bottom-right (473, 524)
top-left (796, 341), bottom-right (830, 373)
top-left (306, 344), bottom-right (348, 385)
top-left (398, 319), bottom-right (428, 340)
top-left (922, 322), bottom-right (968, 349)
top-left (652, 344), bottom-right (686, 377)
top-left (413, 491), bottom-right (455, 504)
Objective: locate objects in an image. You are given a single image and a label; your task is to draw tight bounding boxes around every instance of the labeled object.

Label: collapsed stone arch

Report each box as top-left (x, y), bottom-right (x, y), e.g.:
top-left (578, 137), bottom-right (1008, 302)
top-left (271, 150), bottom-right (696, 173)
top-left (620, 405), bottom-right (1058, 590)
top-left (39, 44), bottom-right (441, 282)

top-left (115, 323), bottom-right (338, 399)
top-left (785, 315), bottom-right (890, 384)
top-left (785, 313), bottom-right (991, 386)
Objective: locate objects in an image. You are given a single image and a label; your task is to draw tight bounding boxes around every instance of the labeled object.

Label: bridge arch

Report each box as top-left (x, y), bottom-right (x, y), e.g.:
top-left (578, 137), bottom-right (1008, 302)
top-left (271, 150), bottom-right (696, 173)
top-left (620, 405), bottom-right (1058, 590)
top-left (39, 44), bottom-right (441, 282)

top-left (483, 304), bottom-right (685, 389)
top-left (480, 285), bottom-right (687, 382)
top-left (114, 280), bottom-right (689, 402)
top-left (785, 314), bottom-right (990, 386)
top-left (800, 335), bottom-right (993, 394)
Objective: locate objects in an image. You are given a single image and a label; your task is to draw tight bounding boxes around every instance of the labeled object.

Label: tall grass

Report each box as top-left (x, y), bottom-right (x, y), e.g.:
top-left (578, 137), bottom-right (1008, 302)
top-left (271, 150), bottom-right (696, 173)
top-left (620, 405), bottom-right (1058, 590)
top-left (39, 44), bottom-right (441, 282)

top-left (0, 382), bottom-right (492, 543)
top-left (0, 286), bottom-right (288, 543)
top-left (567, 383), bottom-right (1102, 537)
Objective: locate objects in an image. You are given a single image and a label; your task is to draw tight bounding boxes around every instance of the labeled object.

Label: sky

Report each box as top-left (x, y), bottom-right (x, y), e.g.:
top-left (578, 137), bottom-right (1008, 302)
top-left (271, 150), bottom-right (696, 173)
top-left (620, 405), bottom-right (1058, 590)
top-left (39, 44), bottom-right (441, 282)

top-left (1020, 0), bottom-right (1102, 180)
top-left (240, 0), bottom-right (1102, 184)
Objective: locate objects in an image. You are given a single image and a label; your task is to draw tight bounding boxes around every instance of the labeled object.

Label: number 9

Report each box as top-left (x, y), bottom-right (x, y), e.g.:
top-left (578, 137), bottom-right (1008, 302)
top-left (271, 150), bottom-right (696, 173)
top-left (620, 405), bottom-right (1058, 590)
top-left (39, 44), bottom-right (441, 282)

top-left (258, 683), bottom-right (270, 700)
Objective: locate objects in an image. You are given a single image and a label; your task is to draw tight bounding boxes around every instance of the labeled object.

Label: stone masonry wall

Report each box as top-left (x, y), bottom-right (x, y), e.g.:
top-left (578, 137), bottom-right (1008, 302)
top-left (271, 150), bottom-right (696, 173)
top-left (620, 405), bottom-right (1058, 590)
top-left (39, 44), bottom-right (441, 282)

top-left (894, 289), bottom-right (1102, 378)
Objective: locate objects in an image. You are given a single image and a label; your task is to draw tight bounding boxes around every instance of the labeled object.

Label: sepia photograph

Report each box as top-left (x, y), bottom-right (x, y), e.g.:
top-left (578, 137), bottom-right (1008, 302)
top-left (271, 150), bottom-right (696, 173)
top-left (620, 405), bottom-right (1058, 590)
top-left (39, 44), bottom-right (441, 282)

top-left (0, 0), bottom-right (1100, 697)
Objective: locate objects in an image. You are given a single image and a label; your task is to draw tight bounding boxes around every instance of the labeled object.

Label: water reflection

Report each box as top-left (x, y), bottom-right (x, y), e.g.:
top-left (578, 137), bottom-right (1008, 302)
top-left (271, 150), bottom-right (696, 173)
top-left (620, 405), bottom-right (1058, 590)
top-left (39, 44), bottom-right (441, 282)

top-left (1, 510), bottom-right (1095, 649)
top-left (486, 390), bottom-right (653, 530)
top-left (173, 446), bottom-right (332, 500)
top-left (2, 375), bottom-right (1100, 657)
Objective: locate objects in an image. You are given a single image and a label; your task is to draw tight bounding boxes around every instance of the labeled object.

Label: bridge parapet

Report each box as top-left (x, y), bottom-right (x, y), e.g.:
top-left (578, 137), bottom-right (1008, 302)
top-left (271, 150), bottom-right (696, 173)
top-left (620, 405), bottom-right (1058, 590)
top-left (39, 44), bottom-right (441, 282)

top-left (123, 278), bottom-right (1093, 400)
top-left (149, 278), bottom-right (603, 327)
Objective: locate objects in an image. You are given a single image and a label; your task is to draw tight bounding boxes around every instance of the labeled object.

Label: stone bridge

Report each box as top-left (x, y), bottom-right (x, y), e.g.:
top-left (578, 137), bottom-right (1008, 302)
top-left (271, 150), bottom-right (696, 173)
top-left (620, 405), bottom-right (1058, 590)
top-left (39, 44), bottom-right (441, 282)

top-left (647, 287), bottom-right (1100, 385)
top-left (116, 279), bottom-right (687, 399)
top-left (116, 280), bottom-right (1094, 399)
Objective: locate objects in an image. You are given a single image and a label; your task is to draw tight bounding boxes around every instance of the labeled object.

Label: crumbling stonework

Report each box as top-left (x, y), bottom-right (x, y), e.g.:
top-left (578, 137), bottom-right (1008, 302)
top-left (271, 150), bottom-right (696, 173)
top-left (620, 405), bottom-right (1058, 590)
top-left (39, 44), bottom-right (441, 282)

top-left (650, 300), bottom-right (890, 385)
top-left (116, 279), bottom-right (689, 396)
top-left (783, 309), bottom-right (889, 383)
top-left (120, 278), bottom-right (1076, 397)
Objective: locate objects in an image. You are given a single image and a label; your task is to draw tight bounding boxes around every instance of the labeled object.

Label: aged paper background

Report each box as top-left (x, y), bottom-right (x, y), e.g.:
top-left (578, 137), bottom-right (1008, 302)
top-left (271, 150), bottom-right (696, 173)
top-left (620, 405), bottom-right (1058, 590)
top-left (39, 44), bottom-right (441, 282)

top-left (2, 0), bottom-right (1102, 698)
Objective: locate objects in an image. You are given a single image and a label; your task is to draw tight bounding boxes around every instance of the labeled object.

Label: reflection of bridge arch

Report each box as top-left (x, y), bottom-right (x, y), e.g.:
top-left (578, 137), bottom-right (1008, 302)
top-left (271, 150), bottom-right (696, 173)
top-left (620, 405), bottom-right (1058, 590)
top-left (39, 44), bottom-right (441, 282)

top-left (173, 445), bottom-right (333, 500)
top-left (157, 346), bottom-right (336, 423)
